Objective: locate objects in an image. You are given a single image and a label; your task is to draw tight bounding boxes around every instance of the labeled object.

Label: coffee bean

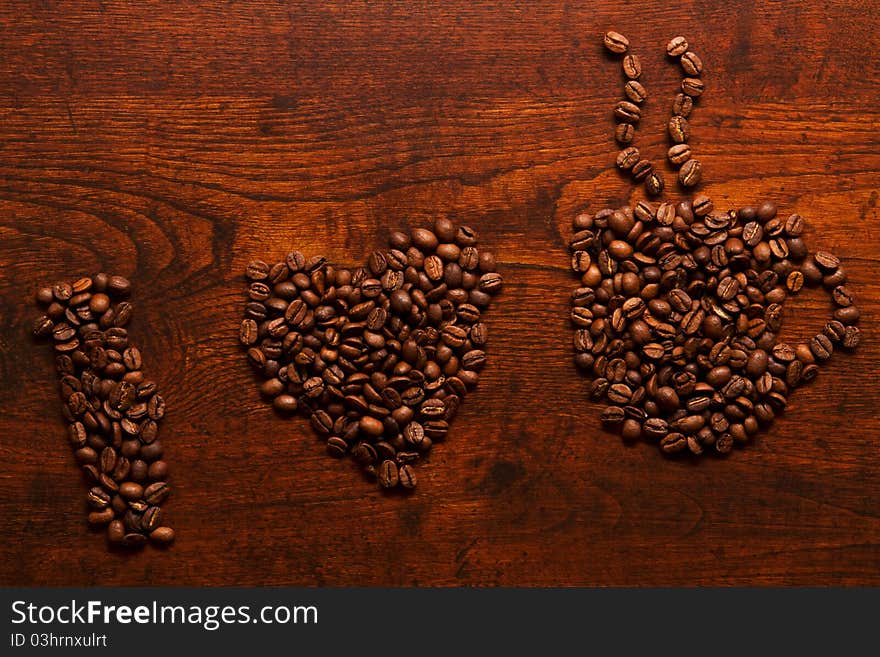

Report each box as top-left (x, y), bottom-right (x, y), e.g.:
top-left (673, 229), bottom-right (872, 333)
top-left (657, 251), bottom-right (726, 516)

top-left (378, 460), bottom-right (399, 488)
top-left (842, 326), bottom-right (860, 349)
top-left (809, 334), bottom-right (833, 361)
top-left (681, 78), bottom-right (704, 97)
top-left (143, 482), bottom-right (170, 505)
top-left (147, 395), bottom-right (166, 421)
top-left (120, 481), bottom-right (144, 500)
top-left (679, 159), bottom-right (702, 187)
top-left (823, 268), bottom-right (847, 288)
top-left (834, 306), bottom-right (860, 325)
top-left (36, 287), bottom-right (55, 305)
top-left (814, 251), bottom-right (840, 270)
top-left (122, 533), bottom-right (147, 548)
top-left (831, 285), bottom-right (853, 307)
top-left (410, 228), bottom-right (438, 252)
top-left (786, 271), bottom-right (804, 293)
top-left (601, 406), bottom-right (626, 425)
top-left (666, 36), bottom-right (689, 56)
top-left (661, 432), bottom-right (687, 453)
top-left (614, 101), bottom-right (641, 123)
top-left (326, 437), bottom-right (348, 458)
top-left (604, 31), bottom-right (629, 54)
top-left (624, 80), bottom-right (647, 103)
top-left (122, 346), bottom-right (142, 371)
top-left (107, 276), bottom-right (132, 296)
top-left (645, 172), bottom-right (665, 196)
top-left (680, 51), bottom-right (703, 75)
top-left (479, 272), bottom-right (503, 294)
top-left (616, 147), bottom-right (640, 170)
top-left (672, 93), bottom-right (693, 118)
top-left (692, 195), bottom-right (714, 217)
top-left (399, 464), bottom-right (417, 489)
top-left (801, 259), bottom-right (826, 283)
top-left (668, 116), bottom-right (689, 143)
top-left (823, 320), bottom-right (846, 343)
top-left (33, 315), bottom-right (55, 338)
top-left (148, 460), bottom-right (168, 480)
top-left (620, 418), bottom-right (641, 441)
top-left (667, 143), bottom-right (692, 165)
top-left (149, 526), bottom-right (175, 544)
top-left (53, 282), bottom-right (73, 302)
top-left (88, 508), bottom-right (115, 526)
top-left (622, 54), bottom-right (641, 79)
top-left (631, 159), bottom-right (653, 182)
top-left (615, 123), bottom-right (635, 144)
top-left (643, 418), bottom-right (669, 440)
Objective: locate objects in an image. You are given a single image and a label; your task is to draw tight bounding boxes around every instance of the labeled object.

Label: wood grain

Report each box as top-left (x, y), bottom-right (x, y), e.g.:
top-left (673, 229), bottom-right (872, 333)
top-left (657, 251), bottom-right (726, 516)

top-left (1, 1), bottom-right (878, 586)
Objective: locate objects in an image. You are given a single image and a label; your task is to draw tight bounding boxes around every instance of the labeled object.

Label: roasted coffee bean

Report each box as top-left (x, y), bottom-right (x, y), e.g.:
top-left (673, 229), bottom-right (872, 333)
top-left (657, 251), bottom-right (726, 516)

top-left (842, 325), bottom-right (860, 349)
top-left (681, 77), bottom-right (704, 97)
top-left (33, 315), bottom-right (55, 337)
top-left (624, 80), bottom-right (648, 104)
top-left (831, 285), bottom-right (853, 307)
top-left (667, 143), bottom-right (692, 165)
top-left (680, 51), bottom-right (703, 76)
top-left (122, 533), bottom-right (147, 548)
top-left (809, 334), bottom-right (833, 361)
top-left (140, 506), bottom-right (164, 533)
top-left (106, 276), bottom-right (132, 296)
top-left (398, 464), bottom-right (417, 489)
top-left (668, 116), bottom-right (689, 143)
top-left (678, 159), bottom-right (702, 187)
top-left (246, 260), bottom-right (270, 280)
top-left (631, 159), bottom-right (653, 181)
top-left (692, 195), bottom-right (714, 216)
top-left (378, 460), bottom-right (399, 488)
top-left (660, 432), bottom-right (687, 453)
top-left (672, 93), bottom-right (694, 118)
top-left (834, 306), bottom-right (860, 324)
top-left (53, 282), bottom-right (73, 302)
top-left (812, 250), bottom-right (839, 271)
top-left (622, 54), bottom-right (642, 79)
top-left (823, 320), bottom-right (846, 343)
top-left (601, 406), bottom-right (626, 425)
top-left (604, 31), bottom-right (629, 54)
top-left (615, 123), bottom-right (635, 144)
top-left (147, 395), bottom-right (166, 421)
top-left (614, 101), bottom-right (641, 123)
top-left (643, 418), bottom-right (669, 440)
top-left (645, 172), bottom-right (665, 196)
top-left (148, 527), bottom-right (174, 544)
top-left (786, 271), bottom-right (804, 293)
top-left (616, 147), bottom-right (640, 170)
top-left (666, 36), bottom-right (689, 56)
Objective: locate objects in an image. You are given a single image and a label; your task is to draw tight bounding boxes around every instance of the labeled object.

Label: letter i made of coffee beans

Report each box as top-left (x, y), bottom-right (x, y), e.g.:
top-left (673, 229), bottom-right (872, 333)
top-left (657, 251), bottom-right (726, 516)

top-left (33, 274), bottom-right (174, 548)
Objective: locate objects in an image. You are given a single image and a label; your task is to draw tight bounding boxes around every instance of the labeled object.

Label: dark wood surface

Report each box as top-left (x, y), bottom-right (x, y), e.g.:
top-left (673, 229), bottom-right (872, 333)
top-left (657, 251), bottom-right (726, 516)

top-left (1, 1), bottom-right (878, 586)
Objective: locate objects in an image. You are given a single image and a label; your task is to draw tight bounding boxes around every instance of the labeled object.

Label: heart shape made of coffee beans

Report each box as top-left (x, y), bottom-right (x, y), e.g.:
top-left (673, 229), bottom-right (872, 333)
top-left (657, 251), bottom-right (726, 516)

top-left (569, 197), bottom-right (860, 456)
top-left (240, 218), bottom-right (502, 489)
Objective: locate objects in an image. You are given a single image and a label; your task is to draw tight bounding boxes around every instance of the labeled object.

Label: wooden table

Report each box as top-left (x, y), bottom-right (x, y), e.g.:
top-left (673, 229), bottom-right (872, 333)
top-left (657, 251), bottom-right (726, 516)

top-left (1, 1), bottom-right (878, 586)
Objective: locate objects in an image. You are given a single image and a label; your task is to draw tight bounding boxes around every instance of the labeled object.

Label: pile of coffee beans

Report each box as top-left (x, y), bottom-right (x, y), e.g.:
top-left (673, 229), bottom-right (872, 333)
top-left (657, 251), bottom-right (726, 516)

top-left (603, 32), bottom-right (706, 196)
top-left (32, 275), bottom-right (174, 547)
top-left (569, 199), bottom-right (861, 455)
top-left (240, 218), bottom-right (502, 489)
